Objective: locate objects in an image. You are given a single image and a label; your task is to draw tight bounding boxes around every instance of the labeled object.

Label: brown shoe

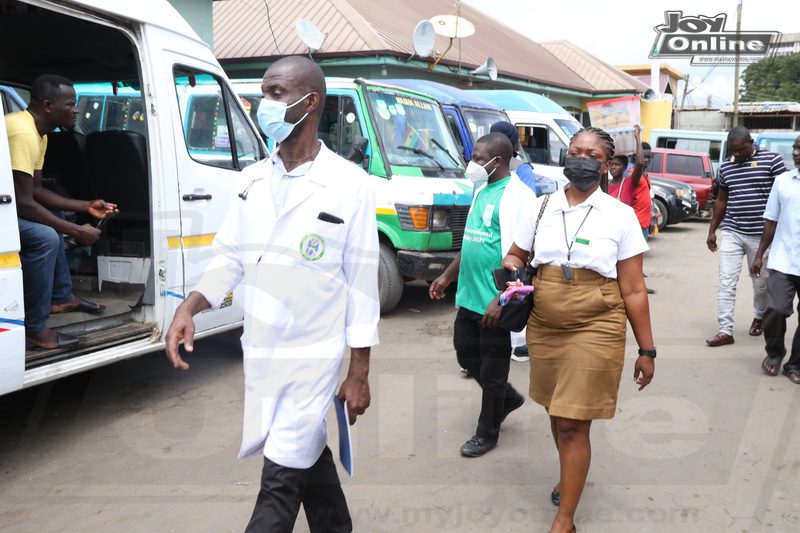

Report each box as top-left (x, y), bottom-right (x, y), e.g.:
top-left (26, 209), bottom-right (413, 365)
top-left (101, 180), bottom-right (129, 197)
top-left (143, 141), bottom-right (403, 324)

top-left (706, 333), bottom-right (734, 347)
top-left (749, 319), bottom-right (764, 336)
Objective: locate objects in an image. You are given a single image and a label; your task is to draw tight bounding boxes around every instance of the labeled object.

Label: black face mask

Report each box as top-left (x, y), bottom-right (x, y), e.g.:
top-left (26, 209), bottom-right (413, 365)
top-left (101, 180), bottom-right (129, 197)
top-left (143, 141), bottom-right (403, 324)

top-left (563, 157), bottom-right (602, 191)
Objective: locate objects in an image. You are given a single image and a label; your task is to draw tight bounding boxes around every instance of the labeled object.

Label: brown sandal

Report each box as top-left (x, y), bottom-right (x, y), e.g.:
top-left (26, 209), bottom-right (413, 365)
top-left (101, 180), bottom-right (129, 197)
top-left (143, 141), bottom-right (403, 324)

top-left (783, 368), bottom-right (800, 385)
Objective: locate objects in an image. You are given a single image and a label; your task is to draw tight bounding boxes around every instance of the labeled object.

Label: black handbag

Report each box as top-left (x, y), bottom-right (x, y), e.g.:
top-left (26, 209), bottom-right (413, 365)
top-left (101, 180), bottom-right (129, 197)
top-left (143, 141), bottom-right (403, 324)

top-left (499, 194), bottom-right (551, 332)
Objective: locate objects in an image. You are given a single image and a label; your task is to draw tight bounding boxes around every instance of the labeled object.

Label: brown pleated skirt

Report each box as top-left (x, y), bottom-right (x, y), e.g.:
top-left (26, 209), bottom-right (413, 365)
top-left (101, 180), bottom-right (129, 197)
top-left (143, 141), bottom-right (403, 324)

top-left (526, 265), bottom-right (627, 420)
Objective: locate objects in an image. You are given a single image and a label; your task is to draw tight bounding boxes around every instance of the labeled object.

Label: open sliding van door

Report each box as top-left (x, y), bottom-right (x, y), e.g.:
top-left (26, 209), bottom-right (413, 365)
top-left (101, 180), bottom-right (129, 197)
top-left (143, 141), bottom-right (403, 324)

top-left (165, 54), bottom-right (265, 333)
top-left (0, 104), bottom-right (26, 395)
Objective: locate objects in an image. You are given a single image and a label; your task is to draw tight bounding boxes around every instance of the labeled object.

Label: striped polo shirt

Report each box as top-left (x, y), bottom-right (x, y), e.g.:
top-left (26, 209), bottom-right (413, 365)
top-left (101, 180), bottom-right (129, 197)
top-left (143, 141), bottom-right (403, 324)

top-left (718, 148), bottom-right (785, 235)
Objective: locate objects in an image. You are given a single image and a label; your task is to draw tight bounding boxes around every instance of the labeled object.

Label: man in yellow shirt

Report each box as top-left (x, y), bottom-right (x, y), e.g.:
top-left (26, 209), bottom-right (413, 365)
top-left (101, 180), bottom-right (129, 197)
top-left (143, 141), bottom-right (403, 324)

top-left (7, 74), bottom-right (117, 350)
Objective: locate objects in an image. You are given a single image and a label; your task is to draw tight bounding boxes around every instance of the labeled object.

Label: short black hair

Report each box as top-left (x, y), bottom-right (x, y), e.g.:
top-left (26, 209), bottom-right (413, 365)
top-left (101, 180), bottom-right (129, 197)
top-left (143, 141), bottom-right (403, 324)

top-left (727, 126), bottom-right (752, 143)
top-left (641, 141), bottom-right (652, 150)
top-left (613, 154), bottom-right (629, 166)
top-left (475, 132), bottom-right (513, 162)
top-left (30, 74), bottom-right (73, 105)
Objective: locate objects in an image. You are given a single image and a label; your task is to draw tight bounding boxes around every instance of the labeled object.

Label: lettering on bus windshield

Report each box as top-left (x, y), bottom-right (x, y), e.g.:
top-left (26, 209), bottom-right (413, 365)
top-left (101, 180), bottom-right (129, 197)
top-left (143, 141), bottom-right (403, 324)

top-left (394, 96), bottom-right (433, 111)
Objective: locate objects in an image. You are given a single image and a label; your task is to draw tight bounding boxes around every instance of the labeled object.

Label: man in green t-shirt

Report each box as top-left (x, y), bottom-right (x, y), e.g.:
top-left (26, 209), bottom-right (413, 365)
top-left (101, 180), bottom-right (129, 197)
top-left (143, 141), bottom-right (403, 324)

top-left (429, 133), bottom-right (530, 457)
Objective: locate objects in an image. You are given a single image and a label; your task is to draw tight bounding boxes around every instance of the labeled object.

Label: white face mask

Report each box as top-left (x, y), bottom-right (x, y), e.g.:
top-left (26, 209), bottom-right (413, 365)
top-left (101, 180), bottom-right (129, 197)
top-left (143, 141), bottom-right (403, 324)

top-left (465, 156), bottom-right (498, 185)
top-left (256, 93), bottom-right (311, 143)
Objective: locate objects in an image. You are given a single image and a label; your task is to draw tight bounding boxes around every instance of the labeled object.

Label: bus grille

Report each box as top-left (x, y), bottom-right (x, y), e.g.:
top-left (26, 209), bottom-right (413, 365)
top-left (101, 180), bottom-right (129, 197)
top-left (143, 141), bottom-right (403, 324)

top-left (450, 206), bottom-right (470, 250)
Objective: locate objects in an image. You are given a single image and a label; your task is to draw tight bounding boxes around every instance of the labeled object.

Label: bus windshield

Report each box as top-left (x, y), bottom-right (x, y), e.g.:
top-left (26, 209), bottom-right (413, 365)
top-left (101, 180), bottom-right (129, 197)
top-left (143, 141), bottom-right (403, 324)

top-left (366, 89), bottom-right (463, 171)
top-left (555, 118), bottom-right (582, 140)
top-left (462, 108), bottom-right (509, 142)
top-left (759, 137), bottom-right (796, 170)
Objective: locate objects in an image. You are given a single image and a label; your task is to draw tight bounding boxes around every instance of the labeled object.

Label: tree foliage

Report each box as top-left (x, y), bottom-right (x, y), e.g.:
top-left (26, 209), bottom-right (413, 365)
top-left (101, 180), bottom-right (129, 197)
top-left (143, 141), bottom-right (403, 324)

top-left (741, 53), bottom-right (800, 102)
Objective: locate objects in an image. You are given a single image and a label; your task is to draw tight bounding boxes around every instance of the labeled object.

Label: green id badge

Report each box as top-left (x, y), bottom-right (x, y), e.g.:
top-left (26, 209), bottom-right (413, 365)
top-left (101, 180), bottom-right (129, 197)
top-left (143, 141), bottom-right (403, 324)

top-left (575, 237), bottom-right (590, 245)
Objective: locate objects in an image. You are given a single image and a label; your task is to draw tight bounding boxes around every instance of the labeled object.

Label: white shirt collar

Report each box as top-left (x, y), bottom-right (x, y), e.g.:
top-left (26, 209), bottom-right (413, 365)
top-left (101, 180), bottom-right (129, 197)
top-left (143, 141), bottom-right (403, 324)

top-left (553, 185), bottom-right (609, 212)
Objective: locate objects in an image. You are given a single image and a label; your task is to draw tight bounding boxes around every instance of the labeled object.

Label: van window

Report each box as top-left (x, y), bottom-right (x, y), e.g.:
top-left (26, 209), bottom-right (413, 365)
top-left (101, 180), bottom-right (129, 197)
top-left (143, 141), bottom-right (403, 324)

top-left (174, 67), bottom-right (263, 169)
top-left (548, 128), bottom-right (567, 165)
top-left (462, 108), bottom-right (507, 141)
top-left (104, 95), bottom-right (147, 135)
top-left (224, 87), bottom-right (261, 168)
top-left (76, 95), bottom-right (104, 133)
top-left (319, 95), bottom-right (340, 151)
top-left (1, 88), bottom-right (24, 114)
top-left (444, 110), bottom-right (466, 159)
top-left (554, 118), bottom-right (582, 140)
top-left (519, 125), bottom-right (561, 166)
top-left (366, 89), bottom-right (462, 171)
top-left (666, 154), bottom-right (704, 176)
top-left (339, 96), bottom-right (364, 158)
top-left (650, 152), bottom-right (663, 172)
top-left (656, 137), bottom-right (722, 162)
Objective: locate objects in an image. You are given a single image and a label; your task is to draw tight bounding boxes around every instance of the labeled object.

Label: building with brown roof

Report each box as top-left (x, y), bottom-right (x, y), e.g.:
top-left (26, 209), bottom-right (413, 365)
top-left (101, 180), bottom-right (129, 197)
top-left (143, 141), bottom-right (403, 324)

top-left (212, 0), bottom-right (651, 110)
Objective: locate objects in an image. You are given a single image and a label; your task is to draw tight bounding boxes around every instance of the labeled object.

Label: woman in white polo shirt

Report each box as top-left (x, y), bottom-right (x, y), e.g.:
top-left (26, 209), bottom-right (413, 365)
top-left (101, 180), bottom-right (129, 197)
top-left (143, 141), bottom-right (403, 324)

top-left (501, 127), bottom-right (655, 533)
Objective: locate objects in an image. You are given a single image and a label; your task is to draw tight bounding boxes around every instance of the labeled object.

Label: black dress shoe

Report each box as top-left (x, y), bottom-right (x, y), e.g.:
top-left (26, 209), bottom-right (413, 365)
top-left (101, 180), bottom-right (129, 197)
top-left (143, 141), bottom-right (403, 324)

top-left (459, 435), bottom-right (497, 457)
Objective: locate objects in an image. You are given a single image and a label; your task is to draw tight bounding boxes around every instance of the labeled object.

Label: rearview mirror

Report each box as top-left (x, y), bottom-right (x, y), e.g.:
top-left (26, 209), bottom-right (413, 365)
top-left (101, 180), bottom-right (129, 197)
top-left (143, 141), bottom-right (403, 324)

top-left (348, 135), bottom-right (368, 165)
top-left (558, 148), bottom-right (567, 167)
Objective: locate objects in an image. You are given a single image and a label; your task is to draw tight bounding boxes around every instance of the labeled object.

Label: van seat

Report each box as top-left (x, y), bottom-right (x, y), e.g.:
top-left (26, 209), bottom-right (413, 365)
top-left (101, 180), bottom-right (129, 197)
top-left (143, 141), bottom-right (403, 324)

top-left (86, 131), bottom-right (149, 221)
top-left (42, 131), bottom-right (94, 200)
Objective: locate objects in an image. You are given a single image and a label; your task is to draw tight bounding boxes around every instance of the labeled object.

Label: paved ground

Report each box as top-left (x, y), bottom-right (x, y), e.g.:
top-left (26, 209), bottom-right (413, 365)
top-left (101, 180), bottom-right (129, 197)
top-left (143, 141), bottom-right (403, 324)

top-left (1, 219), bottom-right (799, 532)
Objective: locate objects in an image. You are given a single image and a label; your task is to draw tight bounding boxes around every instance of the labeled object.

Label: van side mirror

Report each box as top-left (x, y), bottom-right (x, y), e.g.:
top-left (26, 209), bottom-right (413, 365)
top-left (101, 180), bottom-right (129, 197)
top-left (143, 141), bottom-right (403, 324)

top-left (347, 135), bottom-right (368, 165)
top-left (558, 148), bottom-right (567, 167)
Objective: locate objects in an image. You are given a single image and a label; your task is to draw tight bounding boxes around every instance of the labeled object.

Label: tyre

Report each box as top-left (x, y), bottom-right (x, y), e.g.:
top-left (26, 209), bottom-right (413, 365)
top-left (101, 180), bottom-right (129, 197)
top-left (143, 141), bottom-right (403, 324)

top-left (654, 198), bottom-right (669, 231)
top-left (378, 243), bottom-right (403, 314)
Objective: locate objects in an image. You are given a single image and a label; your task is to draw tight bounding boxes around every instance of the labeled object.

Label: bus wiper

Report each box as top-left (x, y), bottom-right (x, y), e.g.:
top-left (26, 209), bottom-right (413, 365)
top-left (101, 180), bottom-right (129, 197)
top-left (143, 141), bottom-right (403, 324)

top-left (396, 145), bottom-right (444, 170)
top-left (430, 137), bottom-right (460, 168)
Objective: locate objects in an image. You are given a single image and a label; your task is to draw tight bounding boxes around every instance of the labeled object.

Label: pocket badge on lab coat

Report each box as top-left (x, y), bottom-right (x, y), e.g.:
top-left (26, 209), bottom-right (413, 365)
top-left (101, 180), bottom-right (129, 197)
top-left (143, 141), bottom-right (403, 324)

top-left (299, 233), bottom-right (325, 261)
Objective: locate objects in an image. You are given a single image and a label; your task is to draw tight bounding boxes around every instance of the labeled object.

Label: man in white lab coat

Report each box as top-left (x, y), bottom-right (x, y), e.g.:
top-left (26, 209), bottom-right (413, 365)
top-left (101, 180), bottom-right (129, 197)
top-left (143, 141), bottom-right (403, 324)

top-left (165, 56), bottom-right (379, 532)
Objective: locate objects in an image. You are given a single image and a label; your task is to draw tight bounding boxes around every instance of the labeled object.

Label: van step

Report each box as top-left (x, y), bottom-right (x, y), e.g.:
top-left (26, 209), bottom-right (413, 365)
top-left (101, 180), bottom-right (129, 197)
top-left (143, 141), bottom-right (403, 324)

top-left (25, 322), bottom-right (156, 368)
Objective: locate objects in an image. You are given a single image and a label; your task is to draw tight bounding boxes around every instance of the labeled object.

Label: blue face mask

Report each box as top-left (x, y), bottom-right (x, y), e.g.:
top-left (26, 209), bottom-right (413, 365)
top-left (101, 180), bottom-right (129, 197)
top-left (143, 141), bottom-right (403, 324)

top-left (256, 93), bottom-right (311, 143)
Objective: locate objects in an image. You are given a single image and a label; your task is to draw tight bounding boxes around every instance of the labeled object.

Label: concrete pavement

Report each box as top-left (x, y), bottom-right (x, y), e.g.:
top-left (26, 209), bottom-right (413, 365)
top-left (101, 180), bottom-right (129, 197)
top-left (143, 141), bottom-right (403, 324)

top-left (1, 219), bottom-right (799, 532)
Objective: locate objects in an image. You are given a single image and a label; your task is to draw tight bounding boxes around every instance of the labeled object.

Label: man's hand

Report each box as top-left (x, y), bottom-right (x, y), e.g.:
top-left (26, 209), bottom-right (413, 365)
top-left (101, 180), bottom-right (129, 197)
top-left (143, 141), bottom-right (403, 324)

top-left (72, 224), bottom-right (102, 246)
top-left (633, 356), bottom-right (655, 391)
top-left (429, 274), bottom-right (451, 300)
top-left (338, 368), bottom-right (370, 424)
top-left (481, 297), bottom-right (503, 328)
top-left (164, 309), bottom-right (195, 370)
top-left (634, 124), bottom-right (641, 137)
top-left (87, 199), bottom-right (119, 220)
top-left (706, 231), bottom-right (718, 252)
top-left (751, 256), bottom-right (764, 277)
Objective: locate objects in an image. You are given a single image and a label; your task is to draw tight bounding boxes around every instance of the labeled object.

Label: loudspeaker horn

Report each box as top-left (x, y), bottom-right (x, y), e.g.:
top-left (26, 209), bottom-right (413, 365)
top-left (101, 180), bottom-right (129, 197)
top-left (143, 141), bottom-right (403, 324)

top-left (470, 57), bottom-right (497, 80)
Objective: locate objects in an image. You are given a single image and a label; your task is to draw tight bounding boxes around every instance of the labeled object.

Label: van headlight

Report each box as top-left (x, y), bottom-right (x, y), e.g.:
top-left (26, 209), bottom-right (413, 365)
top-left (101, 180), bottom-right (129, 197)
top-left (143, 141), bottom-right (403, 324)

top-left (431, 207), bottom-right (449, 229)
top-left (675, 188), bottom-right (692, 201)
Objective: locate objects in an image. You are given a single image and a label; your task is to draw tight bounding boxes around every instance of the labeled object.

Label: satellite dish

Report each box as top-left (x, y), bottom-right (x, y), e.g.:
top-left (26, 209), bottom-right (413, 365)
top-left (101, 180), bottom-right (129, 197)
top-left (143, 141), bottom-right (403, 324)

top-left (470, 57), bottom-right (497, 80)
top-left (412, 20), bottom-right (436, 57)
top-left (296, 19), bottom-right (325, 52)
top-left (429, 15), bottom-right (475, 39)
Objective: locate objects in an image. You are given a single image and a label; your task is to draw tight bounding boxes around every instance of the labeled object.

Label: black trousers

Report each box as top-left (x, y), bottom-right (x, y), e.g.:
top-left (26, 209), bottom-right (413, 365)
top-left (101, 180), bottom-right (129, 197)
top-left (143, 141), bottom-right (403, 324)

top-left (245, 446), bottom-right (351, 533)
top-left (453, 307), bottom-right (518, 441)
top-left (764, 269), bottom-right (800, 370)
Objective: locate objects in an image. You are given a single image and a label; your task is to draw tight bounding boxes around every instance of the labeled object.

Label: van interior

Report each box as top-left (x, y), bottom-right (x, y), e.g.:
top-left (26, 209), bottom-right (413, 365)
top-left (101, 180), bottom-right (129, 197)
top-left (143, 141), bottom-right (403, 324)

top-left (1, 1), bottom-right (155, 367)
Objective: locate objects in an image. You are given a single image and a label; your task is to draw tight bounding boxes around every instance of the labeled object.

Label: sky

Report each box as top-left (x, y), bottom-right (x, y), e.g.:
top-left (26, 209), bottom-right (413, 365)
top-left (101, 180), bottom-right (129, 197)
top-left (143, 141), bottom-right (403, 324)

top-left (463, 0), bottom-right (800, 107)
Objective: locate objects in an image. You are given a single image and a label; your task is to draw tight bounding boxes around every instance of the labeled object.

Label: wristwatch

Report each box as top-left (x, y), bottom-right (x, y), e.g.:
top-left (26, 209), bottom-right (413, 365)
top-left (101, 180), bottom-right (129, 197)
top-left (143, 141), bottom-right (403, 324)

top-left (638, 348), bottom-right (657, 358)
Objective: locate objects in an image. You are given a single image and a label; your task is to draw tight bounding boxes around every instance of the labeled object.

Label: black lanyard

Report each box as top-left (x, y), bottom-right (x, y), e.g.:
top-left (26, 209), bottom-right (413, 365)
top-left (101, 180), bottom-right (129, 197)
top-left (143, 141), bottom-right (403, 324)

top-left (562, 206), bottom-right (593, 262)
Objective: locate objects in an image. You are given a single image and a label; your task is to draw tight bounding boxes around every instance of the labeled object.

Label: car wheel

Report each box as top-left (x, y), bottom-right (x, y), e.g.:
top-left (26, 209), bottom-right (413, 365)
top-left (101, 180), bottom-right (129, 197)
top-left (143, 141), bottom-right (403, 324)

top-left (654, 198), bottom-right (669, 231)
top-left (378, 243), bottom-right (403, 314)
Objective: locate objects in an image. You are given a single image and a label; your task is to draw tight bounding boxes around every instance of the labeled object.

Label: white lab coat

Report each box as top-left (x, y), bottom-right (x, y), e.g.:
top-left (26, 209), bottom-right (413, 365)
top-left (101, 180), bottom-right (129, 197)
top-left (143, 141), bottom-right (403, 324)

top-left (193, 143), bottom-right (380, 469)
